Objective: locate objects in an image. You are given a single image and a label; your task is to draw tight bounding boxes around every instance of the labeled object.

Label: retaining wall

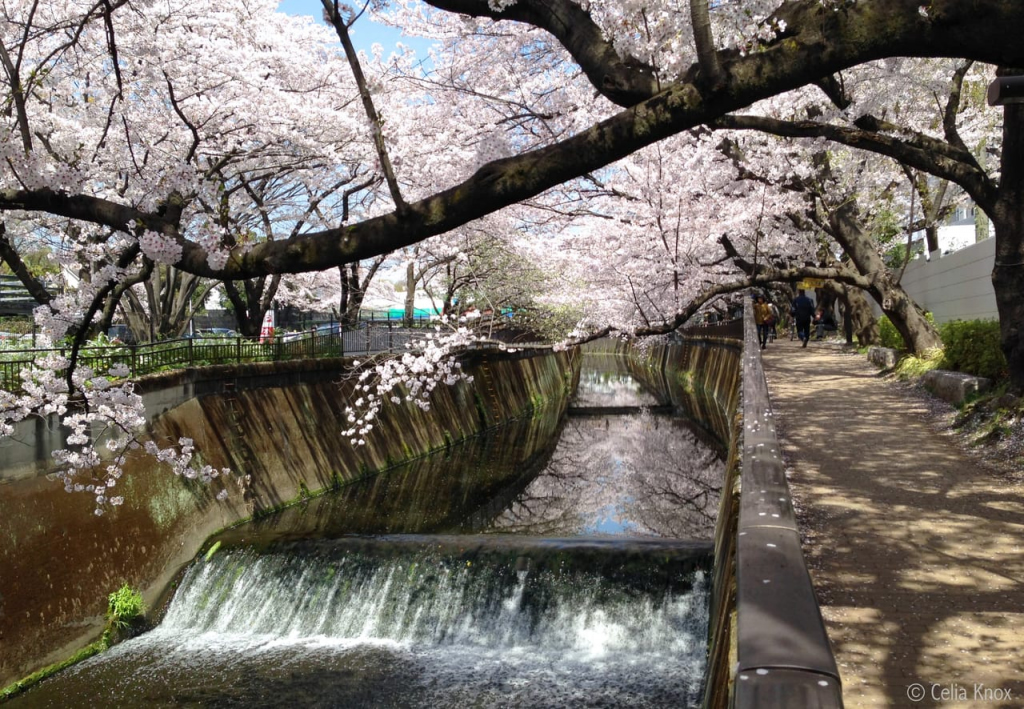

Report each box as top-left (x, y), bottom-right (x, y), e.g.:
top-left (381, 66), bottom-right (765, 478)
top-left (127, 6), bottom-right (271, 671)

top-left (0, 348), bottom-right (579, 686)
top-left (597, 321), bottom-right (841, 708)
top-left (872, 238), bottom-right (998, 323)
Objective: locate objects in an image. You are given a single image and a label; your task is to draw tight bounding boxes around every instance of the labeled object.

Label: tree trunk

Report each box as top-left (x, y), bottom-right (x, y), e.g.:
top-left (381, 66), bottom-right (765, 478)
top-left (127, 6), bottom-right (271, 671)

top-left (830, 200), bottom-right (942, 353)
top-left (223, 281), bottom-right (263, 338)
top-left (925, 225), bottom-right (940, 254)
top-left (338, 264), bottom-right (364, 328)
top-left (991, 94), bottom-right (1024, 389)
top-left (824, 281), bottom-right (877, 346)
top-left (404, 261), bottom-right (416, 327)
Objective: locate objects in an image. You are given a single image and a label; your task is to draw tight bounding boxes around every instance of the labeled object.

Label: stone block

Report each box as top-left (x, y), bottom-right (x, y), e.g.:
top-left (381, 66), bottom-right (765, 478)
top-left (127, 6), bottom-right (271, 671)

top-left (921, 369), bottom-right (992, 405)
top-left (867, 346), bottom-right (899, 369)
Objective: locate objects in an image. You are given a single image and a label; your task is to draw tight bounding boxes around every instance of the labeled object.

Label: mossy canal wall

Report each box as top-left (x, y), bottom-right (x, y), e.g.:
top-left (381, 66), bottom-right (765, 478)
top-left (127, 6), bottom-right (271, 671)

top-left (0, 347), bottom-right (580, 687)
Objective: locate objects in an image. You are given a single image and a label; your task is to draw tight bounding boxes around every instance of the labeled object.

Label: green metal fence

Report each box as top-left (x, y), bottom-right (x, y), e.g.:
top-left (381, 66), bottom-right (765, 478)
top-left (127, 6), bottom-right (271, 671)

top-left (0, 324), bottom-right (420, 394)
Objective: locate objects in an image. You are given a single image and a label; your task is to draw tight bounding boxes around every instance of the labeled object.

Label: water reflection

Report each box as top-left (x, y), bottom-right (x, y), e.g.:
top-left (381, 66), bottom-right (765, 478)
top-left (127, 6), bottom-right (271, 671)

top-left (571, 354), bottom-right (664, 408)
top-left (211, 414), bottom-right (564, 547)
top-left (216, 413), bottom-right (722, 546)
top-left (215, 354), bottom-right (724, 547)
top-left (487, 413), bottom-right (722, 539)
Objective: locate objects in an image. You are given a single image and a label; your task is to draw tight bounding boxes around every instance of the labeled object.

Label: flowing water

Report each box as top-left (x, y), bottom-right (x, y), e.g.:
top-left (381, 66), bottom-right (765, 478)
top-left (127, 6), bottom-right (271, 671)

top-left (12, 353), bottom-right (723, 708)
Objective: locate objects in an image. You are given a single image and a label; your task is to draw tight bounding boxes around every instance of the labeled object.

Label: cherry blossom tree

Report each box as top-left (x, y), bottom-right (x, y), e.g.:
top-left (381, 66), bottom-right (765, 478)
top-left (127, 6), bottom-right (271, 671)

top-left (5, 0), bottom-right (1024, 505)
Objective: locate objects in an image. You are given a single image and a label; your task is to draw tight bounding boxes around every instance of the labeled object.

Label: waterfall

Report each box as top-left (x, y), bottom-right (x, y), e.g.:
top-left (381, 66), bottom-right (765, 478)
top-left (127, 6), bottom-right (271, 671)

top-left (161, 545), bottom-right (708, 659)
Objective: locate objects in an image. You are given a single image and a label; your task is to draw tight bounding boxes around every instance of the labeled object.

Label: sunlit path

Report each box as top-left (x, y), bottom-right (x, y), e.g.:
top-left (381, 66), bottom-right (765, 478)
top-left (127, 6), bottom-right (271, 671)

top-left (763, 339), bottom-right (1024, 708)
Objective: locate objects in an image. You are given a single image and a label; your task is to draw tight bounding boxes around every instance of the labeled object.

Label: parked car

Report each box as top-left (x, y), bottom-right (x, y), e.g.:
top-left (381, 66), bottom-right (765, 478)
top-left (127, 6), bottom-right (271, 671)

top-left (314, 323), bottom-right (340, 335)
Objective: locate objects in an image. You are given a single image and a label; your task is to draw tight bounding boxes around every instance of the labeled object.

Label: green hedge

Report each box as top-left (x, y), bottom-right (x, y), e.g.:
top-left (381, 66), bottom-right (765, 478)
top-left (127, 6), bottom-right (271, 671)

top-left (877, 312), bottom-right (935, 350)
top-left (877, 315), bottom-right (1005, 380)
top-left (877, 315), bottom-right (903, 349)
top-left (939, 319), bottom-right (1007, 380)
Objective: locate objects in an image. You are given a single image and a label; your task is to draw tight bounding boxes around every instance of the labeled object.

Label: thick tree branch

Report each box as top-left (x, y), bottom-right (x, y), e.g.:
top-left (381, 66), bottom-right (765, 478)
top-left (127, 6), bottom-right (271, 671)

top-left (2, 0), bottom-right (1024, 281)
top-left (98, 257), bottom-right (153, 335)
top-left (714, 114), bottom-right (998, 210)
top-left (942, 60), bottom-right (973, 154)
top-left (422, 0), bottom-right (659, 106)
top-left (690, 0), bottom-right (724, 88)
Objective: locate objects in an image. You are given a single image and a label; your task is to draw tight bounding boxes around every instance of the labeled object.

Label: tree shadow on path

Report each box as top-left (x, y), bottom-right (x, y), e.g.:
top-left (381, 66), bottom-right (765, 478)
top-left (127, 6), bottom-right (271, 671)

top-left (762, 340), bottom-right (1024, 709)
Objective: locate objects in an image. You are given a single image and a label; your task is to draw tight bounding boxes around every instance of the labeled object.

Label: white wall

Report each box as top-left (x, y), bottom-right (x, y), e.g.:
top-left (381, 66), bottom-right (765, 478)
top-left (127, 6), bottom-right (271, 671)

top-left (877, 237), bottom-right (998, 323)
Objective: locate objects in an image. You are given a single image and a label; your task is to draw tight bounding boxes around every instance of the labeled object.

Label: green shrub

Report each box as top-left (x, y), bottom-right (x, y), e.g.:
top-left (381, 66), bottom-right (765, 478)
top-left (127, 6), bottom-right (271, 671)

top-left (940, 319), bottom-right (1007, 380)
top-left (106, 584), bottom-right (145, 631)
top-left (894, 348), bottom-right (944, 379)
top-left (877, 312), bottom-right (937, 350)
top-left (877, 315), bottom-right (903, 349)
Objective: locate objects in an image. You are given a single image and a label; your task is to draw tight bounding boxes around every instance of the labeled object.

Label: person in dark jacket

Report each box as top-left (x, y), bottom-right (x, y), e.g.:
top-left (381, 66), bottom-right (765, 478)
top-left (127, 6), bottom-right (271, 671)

top-left (791, 289), bottom-right (815, 348)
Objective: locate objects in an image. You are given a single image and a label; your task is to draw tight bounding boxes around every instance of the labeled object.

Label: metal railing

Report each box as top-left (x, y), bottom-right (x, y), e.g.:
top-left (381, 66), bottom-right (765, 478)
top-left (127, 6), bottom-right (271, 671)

top-left (0, 323), bottom-right (427, 394)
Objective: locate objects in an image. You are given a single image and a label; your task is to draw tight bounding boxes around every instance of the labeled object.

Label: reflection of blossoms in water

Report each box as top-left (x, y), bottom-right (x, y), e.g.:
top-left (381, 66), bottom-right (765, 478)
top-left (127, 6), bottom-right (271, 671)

top-left (571, 355), bottom-right (663, 408)
top-left (489, 412), bottom-right (723, 539)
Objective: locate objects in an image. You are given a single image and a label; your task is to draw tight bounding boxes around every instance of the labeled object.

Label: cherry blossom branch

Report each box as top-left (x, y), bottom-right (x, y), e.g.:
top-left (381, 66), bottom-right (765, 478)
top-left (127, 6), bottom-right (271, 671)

top-left (422, 0), bottom-right (660, 106)
top-left (0, 38), bottom-right (33, 152)
top-left (713, 114), bottom-right (998, 211)
top-left (0, 0), bottom-right (1022, 284)
top-left (341, 320), bottom-right (478, 445)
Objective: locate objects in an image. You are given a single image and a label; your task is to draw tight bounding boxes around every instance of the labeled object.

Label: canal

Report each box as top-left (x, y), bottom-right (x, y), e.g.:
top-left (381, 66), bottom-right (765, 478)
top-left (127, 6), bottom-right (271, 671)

top-left (11, 352), bottom-right (724, 708)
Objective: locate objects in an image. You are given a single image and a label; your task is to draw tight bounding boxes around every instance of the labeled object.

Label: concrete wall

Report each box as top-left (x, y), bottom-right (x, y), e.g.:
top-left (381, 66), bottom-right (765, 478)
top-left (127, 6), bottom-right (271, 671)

top-left (600, 325), bottom-right (841, 709)
top-left (876, 238), bottom-right (998, 323)
top-left (0, 348), bottom-right (580, 686)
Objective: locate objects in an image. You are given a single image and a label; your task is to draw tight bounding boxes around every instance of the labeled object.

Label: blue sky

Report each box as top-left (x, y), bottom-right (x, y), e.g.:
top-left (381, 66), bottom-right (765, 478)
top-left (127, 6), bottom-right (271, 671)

top-left (277, 0), bottom-right (434, 56)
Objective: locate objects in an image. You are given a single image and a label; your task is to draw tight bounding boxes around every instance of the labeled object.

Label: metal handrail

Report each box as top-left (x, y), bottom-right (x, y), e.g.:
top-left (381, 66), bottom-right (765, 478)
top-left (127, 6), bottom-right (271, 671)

top-left (0, 326), bottom-right (555, 394)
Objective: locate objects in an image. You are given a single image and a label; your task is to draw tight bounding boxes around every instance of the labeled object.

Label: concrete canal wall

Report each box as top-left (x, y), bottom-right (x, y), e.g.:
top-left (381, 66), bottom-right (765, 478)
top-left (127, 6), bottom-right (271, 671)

top-left (594, 324), bottom-right (840, 709)
top-left (0, 348), bottom-right (580, 686)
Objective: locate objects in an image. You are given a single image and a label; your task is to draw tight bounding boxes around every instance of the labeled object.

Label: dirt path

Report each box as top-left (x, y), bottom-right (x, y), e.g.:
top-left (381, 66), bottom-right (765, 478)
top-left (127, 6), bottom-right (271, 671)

top-left (761, 338), bottom-right (1024, 708)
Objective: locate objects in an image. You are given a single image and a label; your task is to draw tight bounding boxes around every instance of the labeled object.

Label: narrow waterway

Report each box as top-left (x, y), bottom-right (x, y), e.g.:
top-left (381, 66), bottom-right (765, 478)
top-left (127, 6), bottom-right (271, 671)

top-left (12, 352), bottom-right (724, 708)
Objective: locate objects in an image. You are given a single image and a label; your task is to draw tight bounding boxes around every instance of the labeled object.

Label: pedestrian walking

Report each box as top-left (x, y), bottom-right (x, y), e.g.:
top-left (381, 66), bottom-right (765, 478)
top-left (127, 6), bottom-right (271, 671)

top-left (791, 289), bottom-right (815, 347)
top-left (754, 294), bottom-right (773, 349)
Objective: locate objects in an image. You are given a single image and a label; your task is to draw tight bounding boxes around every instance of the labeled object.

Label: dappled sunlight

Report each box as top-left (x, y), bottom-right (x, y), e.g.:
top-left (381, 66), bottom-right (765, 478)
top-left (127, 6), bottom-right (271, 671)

top-left (915, 613), bottom-right (1024, 698)
top-left (763, 341), bottom-right (1024, 708)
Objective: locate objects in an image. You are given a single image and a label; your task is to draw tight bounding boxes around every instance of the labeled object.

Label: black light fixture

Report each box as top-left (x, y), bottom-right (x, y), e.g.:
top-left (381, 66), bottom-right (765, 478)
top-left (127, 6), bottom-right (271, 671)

top-left (988, 76), bottom-right (1024, 105)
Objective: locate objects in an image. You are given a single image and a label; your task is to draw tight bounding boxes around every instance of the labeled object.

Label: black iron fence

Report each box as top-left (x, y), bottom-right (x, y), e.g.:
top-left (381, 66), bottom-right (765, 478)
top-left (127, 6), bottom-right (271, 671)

top-left (0, 323), bottom-right (425, 394)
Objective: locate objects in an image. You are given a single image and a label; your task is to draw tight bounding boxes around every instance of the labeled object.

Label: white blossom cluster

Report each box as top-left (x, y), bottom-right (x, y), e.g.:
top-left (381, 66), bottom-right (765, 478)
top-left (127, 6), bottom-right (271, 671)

top-left (138, 230), bottom-right (184, 265)
top-left (196, 224), bottom-right (232, 270)
top-left (342, 320), bottom-right (476, 445)
top-left (0, 270), bottom-right (234, 513)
